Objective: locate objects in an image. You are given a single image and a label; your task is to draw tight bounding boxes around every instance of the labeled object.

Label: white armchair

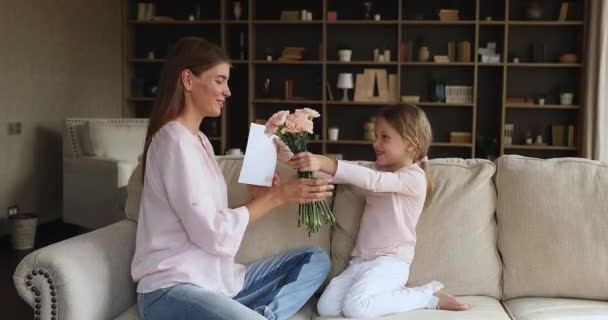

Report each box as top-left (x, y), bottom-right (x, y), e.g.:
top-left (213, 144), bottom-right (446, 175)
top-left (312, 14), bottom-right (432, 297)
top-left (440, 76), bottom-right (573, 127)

top-left (63, 118), bottom-right (148, 230)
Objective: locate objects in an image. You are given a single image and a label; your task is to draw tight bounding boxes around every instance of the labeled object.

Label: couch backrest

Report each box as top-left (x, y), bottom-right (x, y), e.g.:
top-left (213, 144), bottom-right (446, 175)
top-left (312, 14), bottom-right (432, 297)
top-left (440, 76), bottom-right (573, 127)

top-left (64, 118), bottom-right (148, 161)
top-left (126, 157), bottom-right (331, 265)
top-left (496, 155), bottom-right (608, 300)
top-left (330, 159), bottom-right (502, 299)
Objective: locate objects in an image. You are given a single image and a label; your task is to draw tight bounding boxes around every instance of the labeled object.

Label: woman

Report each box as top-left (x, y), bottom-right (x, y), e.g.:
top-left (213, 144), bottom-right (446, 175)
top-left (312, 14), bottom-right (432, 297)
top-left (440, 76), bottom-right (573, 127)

top-left (131, 37), bottom-right (333, 320)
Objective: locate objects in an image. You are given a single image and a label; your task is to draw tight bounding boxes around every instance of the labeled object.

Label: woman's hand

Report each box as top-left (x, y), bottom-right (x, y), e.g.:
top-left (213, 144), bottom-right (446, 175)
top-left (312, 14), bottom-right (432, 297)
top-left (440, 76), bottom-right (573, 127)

top-left (248, 172), bottom-right (280, 199)
top-left (290, 152), bottom-right (326, 172)
top-left (276, 178), bottom-right (333, 204)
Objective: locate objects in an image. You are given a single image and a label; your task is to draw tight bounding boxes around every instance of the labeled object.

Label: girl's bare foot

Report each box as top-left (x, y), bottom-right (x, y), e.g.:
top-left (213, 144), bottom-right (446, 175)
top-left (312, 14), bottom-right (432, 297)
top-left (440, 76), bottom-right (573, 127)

top-left (434, 290), bottom-right (469, 311)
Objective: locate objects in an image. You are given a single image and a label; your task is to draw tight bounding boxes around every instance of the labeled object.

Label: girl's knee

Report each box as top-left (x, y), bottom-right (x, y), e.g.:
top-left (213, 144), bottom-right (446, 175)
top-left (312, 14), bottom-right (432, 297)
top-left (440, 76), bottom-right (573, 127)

top-left (317, 294), bottom-right (342, 317)
top-left (342, 293), bottom-right (374, 318)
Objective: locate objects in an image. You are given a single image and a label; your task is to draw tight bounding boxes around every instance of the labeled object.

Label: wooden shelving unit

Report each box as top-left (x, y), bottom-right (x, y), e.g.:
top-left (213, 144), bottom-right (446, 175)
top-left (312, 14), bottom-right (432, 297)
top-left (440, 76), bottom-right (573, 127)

top-left (123, 0), bottom-right (588, 159)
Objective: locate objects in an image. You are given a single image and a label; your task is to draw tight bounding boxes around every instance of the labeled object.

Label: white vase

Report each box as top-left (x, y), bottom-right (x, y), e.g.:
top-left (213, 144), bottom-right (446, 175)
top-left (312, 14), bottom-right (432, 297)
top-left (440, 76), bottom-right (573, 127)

top-left (338, 50), bottom-right (352, 62)
top-left (560, 93), bottom-right (574, 105)
top-left (328, 128), bottom-right (340, 141)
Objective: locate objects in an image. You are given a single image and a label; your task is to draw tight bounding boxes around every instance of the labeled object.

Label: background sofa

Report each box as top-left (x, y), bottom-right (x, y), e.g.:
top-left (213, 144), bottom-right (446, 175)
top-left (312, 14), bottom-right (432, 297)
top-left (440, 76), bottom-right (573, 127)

top-left (14, 155), bottom-right (608, 319)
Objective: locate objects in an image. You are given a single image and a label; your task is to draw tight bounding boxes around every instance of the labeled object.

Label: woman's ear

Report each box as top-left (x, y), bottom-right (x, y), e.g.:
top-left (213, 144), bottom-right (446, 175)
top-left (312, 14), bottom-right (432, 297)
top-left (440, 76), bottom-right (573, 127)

top-left (181, 69), bottom-right (194, 92)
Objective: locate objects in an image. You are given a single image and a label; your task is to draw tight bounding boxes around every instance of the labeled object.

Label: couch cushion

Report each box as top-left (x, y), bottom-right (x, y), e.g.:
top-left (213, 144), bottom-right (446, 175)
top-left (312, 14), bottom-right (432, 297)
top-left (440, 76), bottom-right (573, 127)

top-left (496, 155), bottom-right (608, 300)
top-left (218, 157), bottom-right (331, 264)
top-left (125, 157), bottom-right (331, 265)
top-left (315, 296), bottom-right (510, 320)
top-left (86, 120), bottom-right (147, 162)
top-left (125, 163), bottom-right (143, 222)
top-left (114, 298), bottom-right (318, 320)
top-left (504, 298), bottom-right (608, 320)
top-left (330, 159), bottom-right (501, 298)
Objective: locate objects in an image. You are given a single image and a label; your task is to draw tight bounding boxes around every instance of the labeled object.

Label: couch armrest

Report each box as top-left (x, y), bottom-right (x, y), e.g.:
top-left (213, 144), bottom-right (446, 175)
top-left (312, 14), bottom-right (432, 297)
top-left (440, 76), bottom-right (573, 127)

top-left (13, 220), bottom-right (137, 320)
top-left (63, 157), bottom-right (138, 229)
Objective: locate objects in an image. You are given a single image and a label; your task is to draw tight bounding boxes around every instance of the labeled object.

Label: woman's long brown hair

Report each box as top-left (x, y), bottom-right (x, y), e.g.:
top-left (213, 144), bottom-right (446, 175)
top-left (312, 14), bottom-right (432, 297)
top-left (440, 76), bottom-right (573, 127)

top-left (141, 37), bottom-right (230, 181)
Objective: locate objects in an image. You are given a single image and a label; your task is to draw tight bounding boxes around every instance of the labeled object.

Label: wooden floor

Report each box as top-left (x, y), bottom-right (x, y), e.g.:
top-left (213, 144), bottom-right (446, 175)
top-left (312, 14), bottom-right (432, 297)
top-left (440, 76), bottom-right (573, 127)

top-left (1, 221), bottom-right (80, 319)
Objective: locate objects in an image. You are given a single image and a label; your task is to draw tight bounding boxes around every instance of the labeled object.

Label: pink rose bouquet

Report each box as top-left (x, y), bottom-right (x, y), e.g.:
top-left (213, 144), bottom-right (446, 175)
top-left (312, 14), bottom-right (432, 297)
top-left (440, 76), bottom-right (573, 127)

top-left (265, 108), bottom-right (335, 234)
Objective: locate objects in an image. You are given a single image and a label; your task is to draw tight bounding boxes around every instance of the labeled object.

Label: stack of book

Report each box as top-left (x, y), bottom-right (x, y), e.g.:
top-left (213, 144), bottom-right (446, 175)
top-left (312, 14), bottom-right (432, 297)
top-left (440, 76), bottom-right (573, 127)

top-left (438, 9), bottom-right (459, 21)
top-left (448, 41), bottom-right (471, 62)
top-left (445, 86), bottom-right (473, 104)
top-left (551, 125), bottom-right (576, 147)
top-left (279, 47), bottom-right (305, 61)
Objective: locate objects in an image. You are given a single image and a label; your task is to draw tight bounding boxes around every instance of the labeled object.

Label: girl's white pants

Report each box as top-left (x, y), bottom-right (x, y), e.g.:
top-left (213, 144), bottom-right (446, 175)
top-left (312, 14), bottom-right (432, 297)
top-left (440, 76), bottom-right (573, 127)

top-left (317, 256), bottom-right (444, 318)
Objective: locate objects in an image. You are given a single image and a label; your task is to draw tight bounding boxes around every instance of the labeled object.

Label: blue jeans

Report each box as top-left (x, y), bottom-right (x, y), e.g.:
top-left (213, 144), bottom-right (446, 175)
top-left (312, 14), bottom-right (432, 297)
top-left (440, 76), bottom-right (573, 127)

top-left (137, 247), bottom-right (330, 320)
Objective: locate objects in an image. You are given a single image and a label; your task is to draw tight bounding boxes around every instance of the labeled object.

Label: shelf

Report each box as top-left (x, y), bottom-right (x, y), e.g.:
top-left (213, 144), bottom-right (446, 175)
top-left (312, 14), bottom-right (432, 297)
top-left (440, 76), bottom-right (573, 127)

top-left (327, 61), bottom-right (398, 66)
top-left (324, 140), bottom-right (372, 145)
top-left (508, 63), bottom-right (582, 68)
top-left (129, 20), bottom-right (221, 25)
top-left (504, 145), bottom-right (577, 151)
top-left (254, 60), bottom-right (322, 65)
top-left (254, 99), bottom-right (323, 104)
top-left (129, 58), bottom-right (166, 63)
top-left (322, 140), bottom-right (472, 148)
top-left (401, 62), bottom-right (475, 66)
top-left (506, 104), bottom-right (580, 110)
top-left (127, 97), bottom-right (155, 102)
top-left (478, 63), bottom-right (504, 67)
top-left (231, 60), bottom-right (248, 64)
top-left (402, 20), bottom-right (476, 25)
top-left (479, 21), bottom-right (506, 25)
top-left (326, 101), bottom-right (396, 106)
top-left (417, 102), bottom-right (474, 107)
top-left (225, 20), bottom-right (248, 24)
top-left (254, 20), bottom-right (322, 25)
top-left (327, 20), bottom-right (399, 25)
top-left (508, 21), bottom-right (584, 26)
top-left (432, 142), bottom-right (473, 148)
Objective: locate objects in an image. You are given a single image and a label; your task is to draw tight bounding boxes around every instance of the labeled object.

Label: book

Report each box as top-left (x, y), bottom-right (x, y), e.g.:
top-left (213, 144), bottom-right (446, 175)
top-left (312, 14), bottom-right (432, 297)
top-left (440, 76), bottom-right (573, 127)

top-left (567, 125), bottom-right (575, 147)
top-left (407, 40), bottom-right (414, 62)
top-left (434, 55), bottom-right (449, 63)
top-left (552, 125), bottom-right (565, 146)
top-left (558, 2), bottom-right (569, 21)
top-left (448, 41), bottom-right (456, 62)
top-left (326, 83), bottom-right (335, 101)
top-left (459, 41), bottom-right (471, 62)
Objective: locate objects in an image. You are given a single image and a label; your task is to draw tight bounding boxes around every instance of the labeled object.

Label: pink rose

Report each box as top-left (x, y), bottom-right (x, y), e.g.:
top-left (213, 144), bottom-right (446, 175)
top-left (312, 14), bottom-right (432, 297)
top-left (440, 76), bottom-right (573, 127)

top-left (302, 108), bottom-right (320, 119)
top-left (284, 114), bottom-right (299, 133)
top-left (297, 118), bottom-right (314, 134)
top-left (265, 110), bottom-right (289, 135)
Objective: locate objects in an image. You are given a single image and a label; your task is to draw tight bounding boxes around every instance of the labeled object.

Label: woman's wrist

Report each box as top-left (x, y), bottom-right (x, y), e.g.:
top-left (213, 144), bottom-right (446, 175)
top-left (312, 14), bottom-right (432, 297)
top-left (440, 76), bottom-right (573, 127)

top-left (265, 186), bottom-right (286, 208)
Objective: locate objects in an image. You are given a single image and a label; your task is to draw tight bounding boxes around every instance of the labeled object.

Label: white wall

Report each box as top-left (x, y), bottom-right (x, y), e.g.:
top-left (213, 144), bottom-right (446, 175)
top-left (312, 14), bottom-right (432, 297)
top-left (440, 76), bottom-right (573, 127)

top-left (0, 0), bottom-right (123, 235)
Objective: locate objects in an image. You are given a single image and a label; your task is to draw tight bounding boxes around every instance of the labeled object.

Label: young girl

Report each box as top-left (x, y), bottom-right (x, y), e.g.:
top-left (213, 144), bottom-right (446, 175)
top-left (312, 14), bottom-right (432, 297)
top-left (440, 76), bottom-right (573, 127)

top-left (288, 104), bottom-right (469, 318)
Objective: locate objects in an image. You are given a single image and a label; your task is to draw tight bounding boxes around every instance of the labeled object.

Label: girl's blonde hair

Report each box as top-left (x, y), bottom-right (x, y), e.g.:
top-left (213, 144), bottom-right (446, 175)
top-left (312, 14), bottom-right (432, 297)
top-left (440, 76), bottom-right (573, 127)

top-left (377, 104), bottom-right (433, 193)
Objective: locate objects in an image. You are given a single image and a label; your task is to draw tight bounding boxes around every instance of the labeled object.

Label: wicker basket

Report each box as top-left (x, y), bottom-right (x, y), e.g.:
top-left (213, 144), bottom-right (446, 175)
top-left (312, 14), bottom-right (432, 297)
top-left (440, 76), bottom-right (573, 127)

top-left (10, 213), bottom-right (38, 250)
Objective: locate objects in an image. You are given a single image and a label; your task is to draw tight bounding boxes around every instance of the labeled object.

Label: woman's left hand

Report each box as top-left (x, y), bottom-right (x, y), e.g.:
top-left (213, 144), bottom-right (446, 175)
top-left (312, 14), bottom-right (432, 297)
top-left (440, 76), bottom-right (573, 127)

top-left (248, 171), bottom-right (281, 199)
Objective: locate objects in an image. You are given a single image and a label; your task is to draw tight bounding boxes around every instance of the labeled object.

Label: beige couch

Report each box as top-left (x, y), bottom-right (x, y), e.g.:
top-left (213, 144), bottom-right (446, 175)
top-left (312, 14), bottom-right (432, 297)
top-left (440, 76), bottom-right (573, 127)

top-left (13, 156), bottom-right (608, 320)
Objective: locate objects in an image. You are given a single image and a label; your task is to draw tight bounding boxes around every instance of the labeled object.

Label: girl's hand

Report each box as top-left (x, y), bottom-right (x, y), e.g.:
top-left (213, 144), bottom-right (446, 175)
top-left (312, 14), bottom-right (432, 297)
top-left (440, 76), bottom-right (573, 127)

top-left (276, 178), bottom-right (333, 204)
top-left (248, 171), bottom-right (280, 199)
top-left (290, 152), bottom-right (324, 172)
top-left (273, 138), bottom-right (294, 164)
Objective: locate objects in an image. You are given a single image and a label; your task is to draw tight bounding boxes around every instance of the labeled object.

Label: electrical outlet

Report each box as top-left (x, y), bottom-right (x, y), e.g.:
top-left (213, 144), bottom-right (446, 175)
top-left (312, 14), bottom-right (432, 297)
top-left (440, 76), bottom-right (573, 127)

top-left (8, 122), bottom-right (21, 135)
top-left (7, 205), bottom-right (19, 217)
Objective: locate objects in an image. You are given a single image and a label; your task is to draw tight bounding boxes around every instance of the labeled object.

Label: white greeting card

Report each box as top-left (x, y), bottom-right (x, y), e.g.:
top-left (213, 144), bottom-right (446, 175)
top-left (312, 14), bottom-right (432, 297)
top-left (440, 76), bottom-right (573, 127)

top-left (238, 123), bottom-right (277, 186)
